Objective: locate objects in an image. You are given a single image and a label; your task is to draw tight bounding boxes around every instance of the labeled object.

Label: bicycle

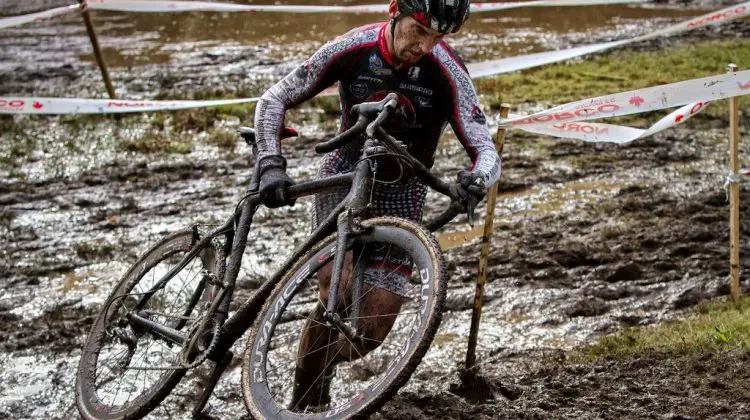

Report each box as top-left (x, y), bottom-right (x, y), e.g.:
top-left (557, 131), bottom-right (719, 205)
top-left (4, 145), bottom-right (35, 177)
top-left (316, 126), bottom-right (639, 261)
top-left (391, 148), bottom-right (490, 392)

top-left (75, 93), bottom-right (479, 419)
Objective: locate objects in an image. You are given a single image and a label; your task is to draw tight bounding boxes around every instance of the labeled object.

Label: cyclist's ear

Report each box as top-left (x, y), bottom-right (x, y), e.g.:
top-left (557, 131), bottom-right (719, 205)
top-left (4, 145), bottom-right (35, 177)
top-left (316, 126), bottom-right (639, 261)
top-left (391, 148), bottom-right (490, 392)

top-left (388, 0), bottom-right (399, 18)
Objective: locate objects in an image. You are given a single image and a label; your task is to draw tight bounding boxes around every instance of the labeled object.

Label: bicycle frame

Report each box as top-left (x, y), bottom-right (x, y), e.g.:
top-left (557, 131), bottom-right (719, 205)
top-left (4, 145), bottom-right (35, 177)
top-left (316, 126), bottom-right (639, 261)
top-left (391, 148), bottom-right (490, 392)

top-left (124, 94), bottom-right (466, 416)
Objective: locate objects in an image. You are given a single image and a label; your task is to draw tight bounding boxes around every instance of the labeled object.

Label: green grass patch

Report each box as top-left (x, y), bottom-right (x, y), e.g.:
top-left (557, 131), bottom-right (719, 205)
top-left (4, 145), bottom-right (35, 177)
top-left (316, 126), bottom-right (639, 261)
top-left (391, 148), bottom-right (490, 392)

top-left (577, 297), bottom-right (750, 362)
top-left (478, 39), bottom-right (750, 118)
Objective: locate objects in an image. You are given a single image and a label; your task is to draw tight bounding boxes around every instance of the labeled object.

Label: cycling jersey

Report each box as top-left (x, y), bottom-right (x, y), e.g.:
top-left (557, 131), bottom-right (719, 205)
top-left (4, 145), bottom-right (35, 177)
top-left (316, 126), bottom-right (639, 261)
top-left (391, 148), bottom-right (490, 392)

top-left (254, 22), bottom-right (501, 296)
top-left (254, 22), bottom-right (501, 187)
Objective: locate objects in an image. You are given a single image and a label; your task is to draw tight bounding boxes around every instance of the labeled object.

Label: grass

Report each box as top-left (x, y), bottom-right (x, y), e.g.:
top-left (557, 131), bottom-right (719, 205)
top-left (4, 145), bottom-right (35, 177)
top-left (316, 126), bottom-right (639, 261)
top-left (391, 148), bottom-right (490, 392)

top-left (477, 39), bottom-right (750, 120)
top-left (577, 297), bottom-right (750, 362)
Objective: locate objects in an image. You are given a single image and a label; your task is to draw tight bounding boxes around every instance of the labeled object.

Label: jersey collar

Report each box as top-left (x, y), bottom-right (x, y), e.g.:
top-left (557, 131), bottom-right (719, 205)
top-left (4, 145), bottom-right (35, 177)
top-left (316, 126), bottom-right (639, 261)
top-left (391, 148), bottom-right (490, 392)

top-left (377, 23), bottom-right (396, 67)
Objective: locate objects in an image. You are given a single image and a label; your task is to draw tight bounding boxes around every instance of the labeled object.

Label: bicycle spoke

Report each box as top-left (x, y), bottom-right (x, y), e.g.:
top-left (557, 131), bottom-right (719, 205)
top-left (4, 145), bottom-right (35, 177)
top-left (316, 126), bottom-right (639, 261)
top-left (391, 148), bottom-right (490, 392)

top-left (341, 311), bottom-right (418, 321)
top-left (164, 257), bottom-right (200, 311)
top-left (285, 309), bottom-right (328, 329)
top-left (303, 276), bottom-right (327, 315)
top-left (358, 336), bottom-right (404, 352)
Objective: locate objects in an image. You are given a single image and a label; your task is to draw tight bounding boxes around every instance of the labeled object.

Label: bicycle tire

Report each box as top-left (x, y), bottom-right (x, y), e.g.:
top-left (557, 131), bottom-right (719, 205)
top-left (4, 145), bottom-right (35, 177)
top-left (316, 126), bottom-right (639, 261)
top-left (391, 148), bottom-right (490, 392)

top-left (242, 216), bottom-right (446, 419)
top-left (76, 229), bottom-right (225, 420)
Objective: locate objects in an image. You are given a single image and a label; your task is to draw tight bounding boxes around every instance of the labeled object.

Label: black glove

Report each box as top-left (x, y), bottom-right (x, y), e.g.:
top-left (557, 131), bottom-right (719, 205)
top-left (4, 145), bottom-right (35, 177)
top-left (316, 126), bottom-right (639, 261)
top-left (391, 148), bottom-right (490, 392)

top-left (257, 155), bottom-right (295, 208)
top-left (455, 170), bottom-right (487, 225)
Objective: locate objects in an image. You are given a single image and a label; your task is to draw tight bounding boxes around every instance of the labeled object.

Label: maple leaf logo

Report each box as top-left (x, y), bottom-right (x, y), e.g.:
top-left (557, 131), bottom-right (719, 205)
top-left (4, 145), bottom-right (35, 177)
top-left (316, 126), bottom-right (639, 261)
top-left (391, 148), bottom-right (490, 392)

top-left (32, 102), bottom-right (43, 109)
top-left (675, 114), bottom-right (684, 123)
top-left (629, 96), bottom-right (645, 107)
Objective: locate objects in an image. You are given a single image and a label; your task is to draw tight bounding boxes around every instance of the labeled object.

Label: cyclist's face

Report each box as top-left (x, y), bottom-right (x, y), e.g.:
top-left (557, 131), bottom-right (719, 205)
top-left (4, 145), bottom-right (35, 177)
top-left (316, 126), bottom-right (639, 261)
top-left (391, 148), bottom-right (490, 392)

top-left (393, 16), bottom-right (445, 66)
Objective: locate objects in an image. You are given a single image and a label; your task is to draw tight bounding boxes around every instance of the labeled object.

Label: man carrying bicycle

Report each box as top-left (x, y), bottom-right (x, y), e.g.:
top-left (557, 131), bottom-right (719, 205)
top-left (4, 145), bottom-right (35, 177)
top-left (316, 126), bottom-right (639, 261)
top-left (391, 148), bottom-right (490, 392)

top-left (252, 0), bottom-right (500, 409)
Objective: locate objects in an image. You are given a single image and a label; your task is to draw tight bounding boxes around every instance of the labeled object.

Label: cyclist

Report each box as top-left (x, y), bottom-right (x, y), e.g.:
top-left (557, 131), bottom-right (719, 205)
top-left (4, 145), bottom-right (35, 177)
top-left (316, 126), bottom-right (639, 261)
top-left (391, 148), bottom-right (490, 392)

top-left (252, 0), bottom-right (501, 409)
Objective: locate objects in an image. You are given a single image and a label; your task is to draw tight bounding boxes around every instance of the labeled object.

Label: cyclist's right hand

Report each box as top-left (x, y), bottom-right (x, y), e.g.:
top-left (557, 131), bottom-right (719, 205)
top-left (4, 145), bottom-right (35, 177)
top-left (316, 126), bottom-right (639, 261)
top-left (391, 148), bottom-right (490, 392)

top-left (257, 155), bottom-right (296, 208)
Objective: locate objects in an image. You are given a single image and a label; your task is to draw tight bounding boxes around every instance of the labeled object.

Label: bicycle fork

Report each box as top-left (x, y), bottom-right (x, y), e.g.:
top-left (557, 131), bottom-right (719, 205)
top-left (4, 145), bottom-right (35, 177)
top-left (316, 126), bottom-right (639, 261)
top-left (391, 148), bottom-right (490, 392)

top-left (323, 157), bottom-right (375, 351)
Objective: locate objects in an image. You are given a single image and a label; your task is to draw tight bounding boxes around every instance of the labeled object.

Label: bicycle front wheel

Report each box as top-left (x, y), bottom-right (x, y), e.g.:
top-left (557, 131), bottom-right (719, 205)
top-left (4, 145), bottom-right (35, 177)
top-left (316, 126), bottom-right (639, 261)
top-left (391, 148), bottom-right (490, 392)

top-left (242, 216), bottom-right (446, 419)
top-left (76, 228), bottom-right (225, 420)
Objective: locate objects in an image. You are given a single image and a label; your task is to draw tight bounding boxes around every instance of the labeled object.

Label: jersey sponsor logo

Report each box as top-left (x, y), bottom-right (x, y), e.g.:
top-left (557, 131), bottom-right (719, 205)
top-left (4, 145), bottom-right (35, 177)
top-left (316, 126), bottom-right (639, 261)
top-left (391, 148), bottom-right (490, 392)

top-left (398, 83), bottom-right (433, 96)
top-left (408, 66), bottom-right (420, 81)
top-left (356, 75), bottom-right (383, 83)
top-left (365, 91), bottom-right (416, 133)
top-left (369, 53), bottom-right (392, 76)
top-left (350, 81), bottom-right (368, 98)
top-left (471, 105), bottom-right (486, 124)
top-left (415, 95), bottom-right (432, 108)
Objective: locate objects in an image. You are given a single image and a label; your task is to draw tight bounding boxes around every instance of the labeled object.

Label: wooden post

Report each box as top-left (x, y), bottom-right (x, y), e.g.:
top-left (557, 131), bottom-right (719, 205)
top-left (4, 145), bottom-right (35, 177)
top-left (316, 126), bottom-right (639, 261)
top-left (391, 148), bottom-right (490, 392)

top-left (728, 63), bottom-right (741, 304)
top-left (465, 104), bottom-right (510, 370)
top-left (78, 0), bottom-right (116, 99)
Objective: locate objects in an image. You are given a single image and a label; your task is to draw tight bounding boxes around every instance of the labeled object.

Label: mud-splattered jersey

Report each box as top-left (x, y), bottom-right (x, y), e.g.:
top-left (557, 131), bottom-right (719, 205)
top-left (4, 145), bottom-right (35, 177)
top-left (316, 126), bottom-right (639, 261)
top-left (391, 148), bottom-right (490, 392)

top-left (254, 22), bottom-right (500, 187)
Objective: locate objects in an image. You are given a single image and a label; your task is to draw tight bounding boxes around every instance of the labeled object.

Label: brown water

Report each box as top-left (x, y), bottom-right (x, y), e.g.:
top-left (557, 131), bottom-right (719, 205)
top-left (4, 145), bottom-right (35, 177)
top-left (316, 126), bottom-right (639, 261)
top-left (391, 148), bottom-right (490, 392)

top-left (26, 2), bottom-right (702, 67)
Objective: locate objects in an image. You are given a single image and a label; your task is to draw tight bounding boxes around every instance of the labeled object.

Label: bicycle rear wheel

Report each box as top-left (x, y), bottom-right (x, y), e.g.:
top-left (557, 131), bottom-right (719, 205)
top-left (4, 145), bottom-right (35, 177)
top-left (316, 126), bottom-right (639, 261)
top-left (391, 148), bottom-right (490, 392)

top-left (242, 216), bottom-right (446, 419)
top-left (76, 228), bottom-right (225, 420)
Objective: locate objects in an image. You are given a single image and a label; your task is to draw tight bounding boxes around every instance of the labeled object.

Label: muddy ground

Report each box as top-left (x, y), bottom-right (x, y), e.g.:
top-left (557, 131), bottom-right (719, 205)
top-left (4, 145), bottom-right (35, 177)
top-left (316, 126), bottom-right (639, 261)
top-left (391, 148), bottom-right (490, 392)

top-left (2, 1), bottom-right (750, 419)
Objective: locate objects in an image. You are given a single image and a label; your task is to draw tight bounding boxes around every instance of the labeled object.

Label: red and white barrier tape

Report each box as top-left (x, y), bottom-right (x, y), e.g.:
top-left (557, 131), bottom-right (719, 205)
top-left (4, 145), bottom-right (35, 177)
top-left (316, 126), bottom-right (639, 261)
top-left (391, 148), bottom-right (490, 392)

top-left (81, 0), bottom-right (646, 14)
top-left (0, 5), bottom-right (78, 30)
top-left (0, 0), bottom-right (647, 29)
top-left (0, 97), bottom-right (259, 115)
top-left (503, 71), bottom-right (750, 127)
top-left (512, 101), bottom-right (712, 143)
top-left (467, 1), bottom-right (750, 77)
top-left (502, 70), bottom-right (750, 142)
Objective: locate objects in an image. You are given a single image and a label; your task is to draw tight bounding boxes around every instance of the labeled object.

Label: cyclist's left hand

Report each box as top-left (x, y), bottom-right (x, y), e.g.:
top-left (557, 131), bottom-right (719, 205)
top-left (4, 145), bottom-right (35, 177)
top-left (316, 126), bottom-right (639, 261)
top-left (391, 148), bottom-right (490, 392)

top-left (454, 170), bottom-right (487, 224)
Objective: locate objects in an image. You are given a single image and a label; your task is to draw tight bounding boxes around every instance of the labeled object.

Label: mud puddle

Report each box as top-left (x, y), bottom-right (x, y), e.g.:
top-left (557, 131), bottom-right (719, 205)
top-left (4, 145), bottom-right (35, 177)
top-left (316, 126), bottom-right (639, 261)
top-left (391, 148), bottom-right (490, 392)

top-left (0, 1), bottom-right (714, 99)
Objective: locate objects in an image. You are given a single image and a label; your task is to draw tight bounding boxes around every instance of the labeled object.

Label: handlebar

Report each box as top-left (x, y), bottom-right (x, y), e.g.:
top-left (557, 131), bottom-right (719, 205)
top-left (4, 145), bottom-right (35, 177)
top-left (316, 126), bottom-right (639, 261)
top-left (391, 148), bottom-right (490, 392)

top-left (314, 93), bottom-right (398, 154)
top-left (312, 92), bottom-right (476, 232)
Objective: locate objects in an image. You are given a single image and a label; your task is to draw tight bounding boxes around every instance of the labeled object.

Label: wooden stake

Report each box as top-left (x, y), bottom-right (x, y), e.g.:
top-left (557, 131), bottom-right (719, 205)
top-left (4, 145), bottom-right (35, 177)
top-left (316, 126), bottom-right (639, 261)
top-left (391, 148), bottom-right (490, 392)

top-left (78, 1), bottom-right (116, 99)
top-left (728, 63), bottom-right (741, 304)
top-left (465, 104), bottom-right (510, 370)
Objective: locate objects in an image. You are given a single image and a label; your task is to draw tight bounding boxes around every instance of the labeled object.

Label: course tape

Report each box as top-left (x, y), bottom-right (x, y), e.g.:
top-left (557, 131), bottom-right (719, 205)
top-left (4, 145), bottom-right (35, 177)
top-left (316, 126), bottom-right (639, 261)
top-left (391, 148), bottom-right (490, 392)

top-left (467, 1), bottom-right (750, 78)
top-left (502, 70), bottom-right (750, 142)
top-left (0, 5), bottom-right (78, 30)
top-left (82, 0), bottom-right (645, 14)
top-left (0, 97), bottom-right (259, 115)
top-left (0, 0), bottom-right (647, 30)
top-left (513, 101), bottom-right (712, 143)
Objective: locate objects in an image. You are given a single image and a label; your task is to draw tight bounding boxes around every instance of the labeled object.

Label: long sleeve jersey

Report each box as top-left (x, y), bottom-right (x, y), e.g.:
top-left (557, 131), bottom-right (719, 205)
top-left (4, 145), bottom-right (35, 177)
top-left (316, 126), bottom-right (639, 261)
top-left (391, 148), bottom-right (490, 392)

top-left (254, 22), bottom-right (501, 187)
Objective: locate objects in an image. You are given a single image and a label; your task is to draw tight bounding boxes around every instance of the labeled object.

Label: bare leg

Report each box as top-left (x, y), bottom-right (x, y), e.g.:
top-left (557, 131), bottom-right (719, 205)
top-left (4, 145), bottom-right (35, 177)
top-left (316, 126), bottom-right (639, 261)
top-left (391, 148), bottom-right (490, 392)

top-left (291, 252), bottom-right (406, 409)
